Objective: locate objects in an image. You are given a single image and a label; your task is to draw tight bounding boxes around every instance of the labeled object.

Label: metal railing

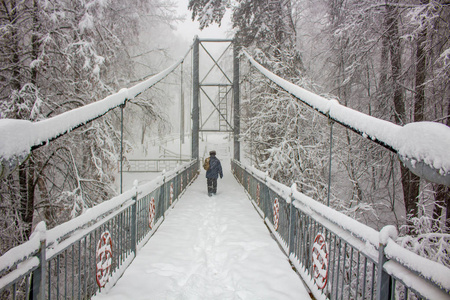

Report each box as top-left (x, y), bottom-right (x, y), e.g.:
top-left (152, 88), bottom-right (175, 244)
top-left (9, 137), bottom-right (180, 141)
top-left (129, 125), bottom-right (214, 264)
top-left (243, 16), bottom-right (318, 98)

top-left (231, 159), bottom-right (450, 300)
top-left (124, 159), bottom-right (191, 173)
top-left (147, 133), bottom-right (192, 147)
top-left (0, 160), bottom-right (199, 300)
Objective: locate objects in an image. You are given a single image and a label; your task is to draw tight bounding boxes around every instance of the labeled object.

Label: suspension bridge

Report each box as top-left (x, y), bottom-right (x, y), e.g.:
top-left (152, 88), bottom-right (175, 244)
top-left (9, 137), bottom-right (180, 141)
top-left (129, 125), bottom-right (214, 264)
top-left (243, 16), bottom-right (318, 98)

top-left (0, 37), bottom-right (449, 300)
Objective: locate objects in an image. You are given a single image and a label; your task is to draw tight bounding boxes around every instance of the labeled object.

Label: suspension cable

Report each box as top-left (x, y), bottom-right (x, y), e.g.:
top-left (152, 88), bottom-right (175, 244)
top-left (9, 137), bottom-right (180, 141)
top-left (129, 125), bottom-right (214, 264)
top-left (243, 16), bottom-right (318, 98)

top-left (0, 45), bottom-right (194, 176)
top-left (242, 50), bottom-right (450, 187)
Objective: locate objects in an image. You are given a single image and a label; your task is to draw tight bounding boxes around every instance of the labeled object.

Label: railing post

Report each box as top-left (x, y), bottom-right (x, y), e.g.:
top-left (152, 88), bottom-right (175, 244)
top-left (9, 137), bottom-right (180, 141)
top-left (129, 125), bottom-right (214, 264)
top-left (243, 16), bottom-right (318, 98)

top-left (180, 60), bottom-right (185, 146)
top-left (120, 103), bottom-right (125, 194)
top-left (32, 223), bottom-right (47, 300)
top-left (327, 119), bottom-right (334, 206)
top-left (233, 40), bottom-right (240, 161)
top-left (376, 244), bottom-right (391, 300)
top-left (161, 176), bottom-right (166, 215)
top-left (377, 226), bottom-right (396, 300)
top-left (131, 193), bottom-right (137, 255)
top-left (263, 176), bottom-right (270, 218)
top-left (288, 184), bottom-right (296, 255)
top-left (192, 36), bottom-right (200, 161)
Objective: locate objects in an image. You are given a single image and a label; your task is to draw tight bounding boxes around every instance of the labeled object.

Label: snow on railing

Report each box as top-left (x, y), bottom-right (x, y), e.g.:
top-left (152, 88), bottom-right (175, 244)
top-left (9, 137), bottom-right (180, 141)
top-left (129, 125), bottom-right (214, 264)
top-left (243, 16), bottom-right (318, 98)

top-left (0, 160), bottom-right (199, 299)
top-left (243, 51), bottom-right (450, 187)
top-left (232, 159), bottom-right (450, 300)
top-left (0, 48), bottom-right (192, 178)
top-left (147, 132), bottom-right (192, 147)
top-left (124, 158), bottom-right (191, 173)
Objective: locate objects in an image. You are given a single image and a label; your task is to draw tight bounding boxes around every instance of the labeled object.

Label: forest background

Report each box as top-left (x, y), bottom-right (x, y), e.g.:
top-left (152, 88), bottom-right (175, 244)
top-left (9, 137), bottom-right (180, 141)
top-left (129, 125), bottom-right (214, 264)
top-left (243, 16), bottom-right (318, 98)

top-left (1, 0), bottom-right (449, 268)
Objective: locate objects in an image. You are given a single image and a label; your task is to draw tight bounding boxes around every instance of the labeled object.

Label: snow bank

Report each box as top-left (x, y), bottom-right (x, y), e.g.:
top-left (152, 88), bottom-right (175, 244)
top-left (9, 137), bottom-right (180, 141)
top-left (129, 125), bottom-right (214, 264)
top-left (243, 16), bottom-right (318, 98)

top-left (243, 51), bottom-right (450, 186)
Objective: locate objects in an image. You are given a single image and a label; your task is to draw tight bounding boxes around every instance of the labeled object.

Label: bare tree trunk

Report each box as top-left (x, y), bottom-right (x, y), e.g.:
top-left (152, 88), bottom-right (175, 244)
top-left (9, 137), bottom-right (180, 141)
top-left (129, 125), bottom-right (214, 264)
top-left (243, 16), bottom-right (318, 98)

top-left (414, 0), bottom-right (428, 123)
top-left (6, 0), bottom-right (33, 238)
top-left (446, 97), bottom-right (450, 229)
top-left (434, 94), bottom-right (450, 230)
top-left (385, 1), bottom-right (421, 231)
top-left (447, 191), bottom-right (450, 231)
top-left (18, 165), bottom-right (28, 231)
top-left (31, 0), bottom-right (39, 88)
top-left (21, 0), bottom-right (42, 238)
top-left (413, 0), bottom-right (448, 232)
top-left (400, 164), bottom-right (420, 218)
top-left (386, 2), bottom-right (405, 125)
top-left (25, 160), bottom-right (35, 237)
top-left (141, 123), bottom-right (147, 145)
top-left (432, 185), bottom-right (449, 231)
top-left (379, 32), bottom-right (389, 94)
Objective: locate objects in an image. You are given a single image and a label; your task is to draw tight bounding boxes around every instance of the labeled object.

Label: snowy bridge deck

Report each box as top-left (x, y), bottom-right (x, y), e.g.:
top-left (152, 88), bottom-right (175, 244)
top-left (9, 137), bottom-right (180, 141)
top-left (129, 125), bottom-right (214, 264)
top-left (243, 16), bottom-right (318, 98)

top-left (94, 161), bottom-right (310, 299)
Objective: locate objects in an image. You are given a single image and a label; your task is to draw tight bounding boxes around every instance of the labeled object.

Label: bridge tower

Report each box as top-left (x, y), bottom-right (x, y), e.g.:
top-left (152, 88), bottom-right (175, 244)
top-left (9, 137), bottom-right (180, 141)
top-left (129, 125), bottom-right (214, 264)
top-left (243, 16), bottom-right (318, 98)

top-left (192, 37), bottom-right (240, 161)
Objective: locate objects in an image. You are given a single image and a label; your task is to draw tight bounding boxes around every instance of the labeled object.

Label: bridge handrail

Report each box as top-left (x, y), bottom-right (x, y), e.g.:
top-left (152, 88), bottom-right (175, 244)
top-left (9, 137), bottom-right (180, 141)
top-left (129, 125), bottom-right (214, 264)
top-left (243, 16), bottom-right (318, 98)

top-left (0, 159), bottom-right (199, 299)
top-left (147, 132), bottom-right (192, 146)
top-left (233, 160), bottom-right (381, 247)
top-left (243, 51), bottom-right (450, 187)
top-left (232, 159), bottom-right (450, 300)
top-left (124, 158), bottom-right (192, 173)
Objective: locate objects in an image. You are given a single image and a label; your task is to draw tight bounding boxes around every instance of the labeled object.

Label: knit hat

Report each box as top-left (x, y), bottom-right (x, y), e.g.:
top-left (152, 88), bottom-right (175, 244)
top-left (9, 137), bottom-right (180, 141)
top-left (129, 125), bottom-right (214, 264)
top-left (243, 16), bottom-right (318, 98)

top-left (209, 150), bottom-right (216, 156)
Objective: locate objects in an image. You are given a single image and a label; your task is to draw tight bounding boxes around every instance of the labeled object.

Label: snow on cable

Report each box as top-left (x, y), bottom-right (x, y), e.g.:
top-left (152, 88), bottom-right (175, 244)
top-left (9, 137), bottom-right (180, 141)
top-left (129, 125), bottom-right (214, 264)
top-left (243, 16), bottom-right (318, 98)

top-left (243, 50), bottom-right (450, 186)
top-left (0, 50), bottom-right (191, 175)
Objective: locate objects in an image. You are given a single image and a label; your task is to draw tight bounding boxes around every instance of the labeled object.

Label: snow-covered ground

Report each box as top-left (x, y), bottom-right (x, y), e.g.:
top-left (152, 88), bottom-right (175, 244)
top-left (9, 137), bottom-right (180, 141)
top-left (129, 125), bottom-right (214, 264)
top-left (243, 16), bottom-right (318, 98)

top-left (94, 159), bottom-right (310, 299)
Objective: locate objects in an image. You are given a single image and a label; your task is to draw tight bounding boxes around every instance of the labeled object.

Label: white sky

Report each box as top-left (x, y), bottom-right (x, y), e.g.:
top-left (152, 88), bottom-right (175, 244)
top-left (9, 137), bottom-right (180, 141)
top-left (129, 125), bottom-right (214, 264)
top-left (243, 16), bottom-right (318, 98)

top-left (174, 0), bottom-right (233, 43)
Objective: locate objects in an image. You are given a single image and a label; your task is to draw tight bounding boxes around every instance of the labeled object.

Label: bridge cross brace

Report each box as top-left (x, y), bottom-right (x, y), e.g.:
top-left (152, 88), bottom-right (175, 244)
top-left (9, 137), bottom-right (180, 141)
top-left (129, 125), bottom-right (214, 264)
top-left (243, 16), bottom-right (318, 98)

top-left (191, 37), bottom-right (240, 161)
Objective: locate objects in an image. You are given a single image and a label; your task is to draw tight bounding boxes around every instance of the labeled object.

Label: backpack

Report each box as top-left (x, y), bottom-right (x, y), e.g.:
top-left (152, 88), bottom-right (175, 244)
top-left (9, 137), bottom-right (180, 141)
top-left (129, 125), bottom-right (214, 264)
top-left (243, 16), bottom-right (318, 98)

top-left (203, 157), bottom-right (210, 171)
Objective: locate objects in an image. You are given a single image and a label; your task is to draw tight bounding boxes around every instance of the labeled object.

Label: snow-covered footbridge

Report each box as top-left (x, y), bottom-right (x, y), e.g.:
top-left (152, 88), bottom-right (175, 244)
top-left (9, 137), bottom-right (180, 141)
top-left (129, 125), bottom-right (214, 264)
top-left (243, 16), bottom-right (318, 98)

top-left (93, 162), bottom-right (310, 299)
top-left (1, 38), bottom-right (449, 300)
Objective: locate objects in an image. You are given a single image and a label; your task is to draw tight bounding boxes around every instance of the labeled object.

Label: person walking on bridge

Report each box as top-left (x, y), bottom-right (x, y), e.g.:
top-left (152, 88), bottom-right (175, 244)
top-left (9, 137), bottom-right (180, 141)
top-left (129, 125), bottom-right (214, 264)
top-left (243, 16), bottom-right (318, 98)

top-left (204, 150), bottom-right (223, 196)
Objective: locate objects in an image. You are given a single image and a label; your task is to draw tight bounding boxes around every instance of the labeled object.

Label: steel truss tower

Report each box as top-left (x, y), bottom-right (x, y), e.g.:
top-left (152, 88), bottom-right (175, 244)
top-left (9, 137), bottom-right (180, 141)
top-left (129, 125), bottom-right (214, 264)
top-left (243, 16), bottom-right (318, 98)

top-left (192, 37), bottom-right (240, 161)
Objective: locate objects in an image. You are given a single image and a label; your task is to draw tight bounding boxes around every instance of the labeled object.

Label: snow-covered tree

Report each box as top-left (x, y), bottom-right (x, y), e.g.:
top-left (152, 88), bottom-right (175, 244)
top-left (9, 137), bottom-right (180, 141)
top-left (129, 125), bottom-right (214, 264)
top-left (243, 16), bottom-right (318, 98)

top-left (331, 0), bottom-right (448, 231)
top-left (0, 0), bottom-right (178, 254)
top-left (291, 0), bottom-right (450, 265)
top-left (189, 0), bottom-right (450, 266)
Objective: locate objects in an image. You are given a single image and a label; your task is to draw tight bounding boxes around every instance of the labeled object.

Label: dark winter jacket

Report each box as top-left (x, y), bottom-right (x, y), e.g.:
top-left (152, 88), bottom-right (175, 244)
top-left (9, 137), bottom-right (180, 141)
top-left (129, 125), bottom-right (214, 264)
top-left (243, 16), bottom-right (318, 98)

top-left (206, 156), bottom-right (223, 179)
